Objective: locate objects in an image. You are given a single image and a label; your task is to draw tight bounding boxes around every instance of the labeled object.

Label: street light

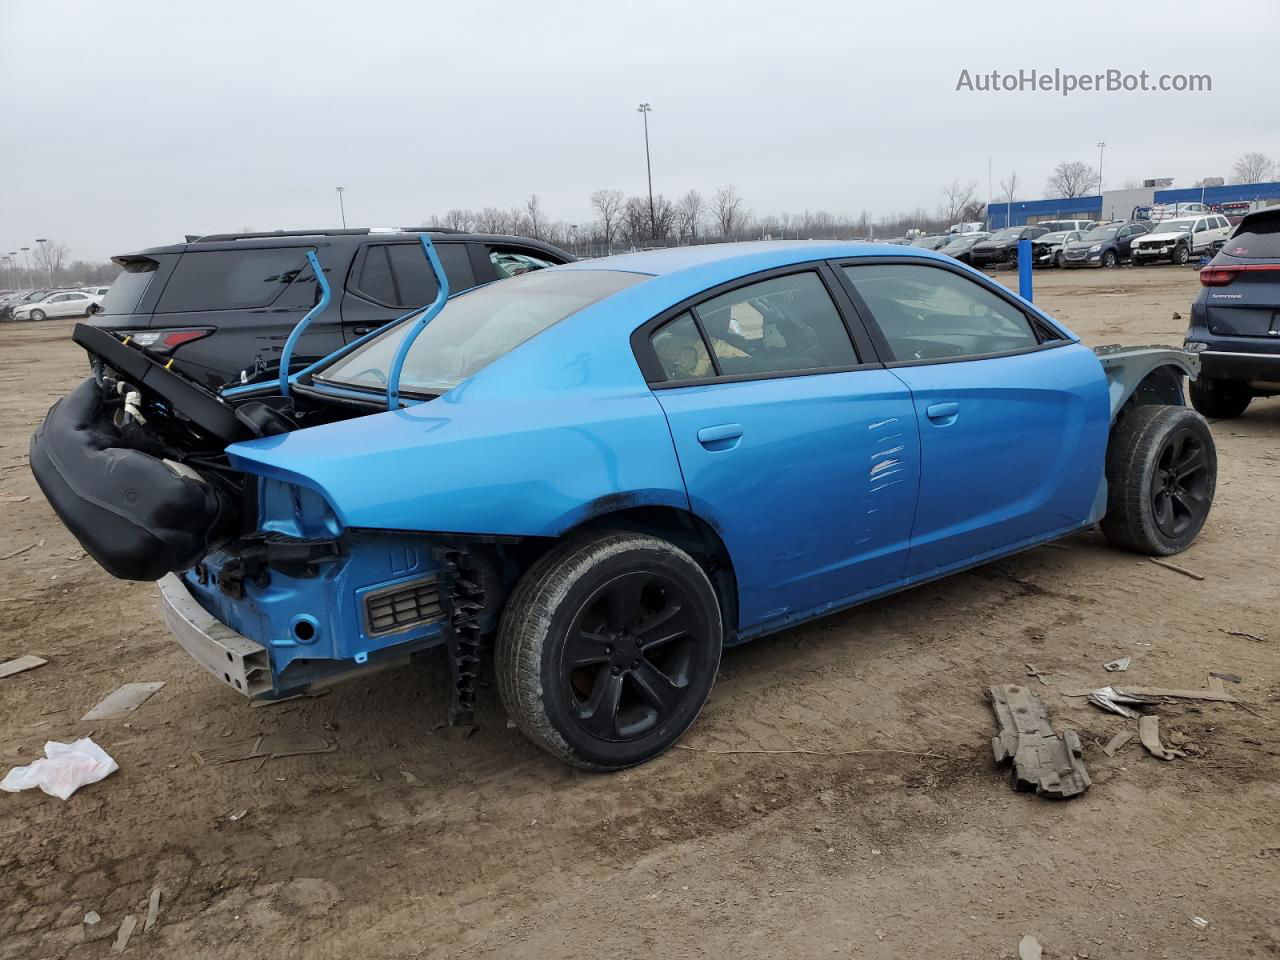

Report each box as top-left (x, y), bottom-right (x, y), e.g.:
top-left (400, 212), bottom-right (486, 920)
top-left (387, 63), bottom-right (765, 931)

top-left (637, 103), bottom-right (655, 242)
top-left (1096, 141), bottom-right (1106, 197)
top-left (35, 239), bottom-right (53, 286)
top-left (20, 247), bottom-right (31, 288)
top-left (335, 186), bottom-right (347, 228)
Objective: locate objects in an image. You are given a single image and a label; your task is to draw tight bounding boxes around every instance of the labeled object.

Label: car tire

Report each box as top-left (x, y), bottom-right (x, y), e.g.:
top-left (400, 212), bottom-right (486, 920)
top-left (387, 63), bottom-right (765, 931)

top-left (1172, 245), bottom-right (1190, 265)
top-left (1101, 250), bottom-right (1118, 268)
top-left (496, 531), bottom-right (723, 770)
top-left (30, 309), bottom-right (46, 321)
top-left (1053, 251), bottom-right (1062, 268)
top-left (1189, 376), bottom-right (1252, 420)
top-left (1100, 405), bottom-right (1216, 556)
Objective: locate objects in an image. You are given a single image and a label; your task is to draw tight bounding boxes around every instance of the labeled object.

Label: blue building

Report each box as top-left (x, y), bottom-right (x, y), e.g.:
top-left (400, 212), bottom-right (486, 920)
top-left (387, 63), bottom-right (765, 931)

top-left (986, 180), bottom-right (1280, 228)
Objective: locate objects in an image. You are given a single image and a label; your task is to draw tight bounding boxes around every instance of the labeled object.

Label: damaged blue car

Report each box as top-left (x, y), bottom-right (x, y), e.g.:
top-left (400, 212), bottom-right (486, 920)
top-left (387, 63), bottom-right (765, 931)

top-left (31, 240), bottom-right (1217, 769)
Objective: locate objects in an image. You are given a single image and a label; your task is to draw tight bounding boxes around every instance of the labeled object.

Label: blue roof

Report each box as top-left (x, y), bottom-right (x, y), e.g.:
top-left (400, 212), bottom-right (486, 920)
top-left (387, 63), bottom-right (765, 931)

top-left (558, 240), bottom-right (938, 279)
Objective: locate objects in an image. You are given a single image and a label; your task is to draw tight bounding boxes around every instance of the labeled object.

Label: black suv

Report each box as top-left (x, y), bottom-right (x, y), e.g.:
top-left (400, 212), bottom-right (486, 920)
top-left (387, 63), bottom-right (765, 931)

top-left (89, 228), bottom-right (573, 390)
top-left (1184, 207), bottom-right (1280, 419)
top-left (969, 225), bottom-right (1050, 267)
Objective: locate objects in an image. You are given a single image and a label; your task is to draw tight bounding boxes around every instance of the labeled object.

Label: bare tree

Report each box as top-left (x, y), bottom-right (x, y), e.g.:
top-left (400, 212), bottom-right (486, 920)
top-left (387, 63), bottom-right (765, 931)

top-left (524, 194), bottom-right (544, 240)
top-left (677, 189), bottom-right (705, 240)
top-left (940, 179), bottom-right (978, 225)
top-left (590, 189), bottom-right (625, 250)
top-left (33, 240), bottom-right (69, 285)
top-left (621, 197), bottom-right (650, 246)
top-left (652, 194), bottom-right (677, 240)
top-left (1232, 151), bottom-right (1276, 184)
top-left (1045, 160), bottom-right (1099, 198)
top-left (472, 207), bottom-right (512, 234)
top-left (442, 208), bottom-right (475, 232)
top-left (711, 185), bottom-right (745, 239)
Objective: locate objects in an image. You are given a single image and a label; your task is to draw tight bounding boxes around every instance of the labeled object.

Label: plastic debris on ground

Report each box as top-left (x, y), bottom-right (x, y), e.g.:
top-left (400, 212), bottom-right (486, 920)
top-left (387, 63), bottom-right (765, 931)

top-left (0, 737), bottom-right (118, 799)
top-left (988, 684), bottom-right (1091, 799)
top-left (1103, 656), bottom-right (1131, 672)
top-left (1018, 934), bottom-right (1043, 960)
top-left (1190, 916), bottom-right (1210, 930)
top-left (0, 655), bottom-right (47, 679)
top-left (1085, 686), bottom-right (1158, 719)
top-left (82, 681), bottom-right (165, 721)
top-left (1139, 715), bottom-right (1183, 761)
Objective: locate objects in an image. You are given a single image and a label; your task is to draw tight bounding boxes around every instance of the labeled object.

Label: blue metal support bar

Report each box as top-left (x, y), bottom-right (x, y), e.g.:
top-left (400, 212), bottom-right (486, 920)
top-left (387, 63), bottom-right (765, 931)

top-left (277, 251), bottom-right (331, 398)
top-left (1017, 237), bottom-right (1033, 302)
top-left (385, 234), bottom-right (449, 410)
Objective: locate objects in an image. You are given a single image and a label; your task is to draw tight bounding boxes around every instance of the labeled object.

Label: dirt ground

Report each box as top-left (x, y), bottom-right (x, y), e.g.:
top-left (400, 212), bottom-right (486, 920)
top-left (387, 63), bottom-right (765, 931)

top-left (1, 264), bottom-right (1277, 960)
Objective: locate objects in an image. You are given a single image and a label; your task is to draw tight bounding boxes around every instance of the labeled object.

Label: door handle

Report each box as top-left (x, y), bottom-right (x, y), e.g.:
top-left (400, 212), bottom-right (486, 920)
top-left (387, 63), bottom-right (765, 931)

top-left (925, 402), bottom-right (960, 424)
top-left (352, 326), bottom-right (374, 336)
top-left (697, 423), bottom-right (743, 450)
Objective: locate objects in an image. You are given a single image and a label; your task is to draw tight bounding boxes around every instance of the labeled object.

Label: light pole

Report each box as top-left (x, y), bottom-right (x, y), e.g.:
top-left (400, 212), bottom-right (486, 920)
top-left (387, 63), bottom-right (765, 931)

top-left (35, 239), bottom-right (53, 286)
top-left (20, 247), bottom-right (31, 288)
top-left (637, 103), bottom-right (655, 242)
top-left (1096, 141), bottom-right (1106, 198)
top-left (335, 187), bottom-right (347, 228)
top-left (6, 252), bottom-right (17, 289)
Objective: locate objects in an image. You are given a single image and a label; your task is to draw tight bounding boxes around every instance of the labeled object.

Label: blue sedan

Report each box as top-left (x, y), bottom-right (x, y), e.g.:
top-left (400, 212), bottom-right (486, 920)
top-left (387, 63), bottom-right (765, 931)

top-left (32, 241), bottom-right (1217, 769)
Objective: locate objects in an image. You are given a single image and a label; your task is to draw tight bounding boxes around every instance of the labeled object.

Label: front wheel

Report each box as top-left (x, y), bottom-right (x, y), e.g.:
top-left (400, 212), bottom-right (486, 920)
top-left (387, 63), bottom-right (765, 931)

top-left (30, 309), bottom-right (46, 321)
top-left (1100, 405), bottom-right (1216, 555)
top-left (1053, 251), bottom-right (1062, 268)
top-left (1189, 376), bottom-right (1251, 419)
top-left (1101, 250), bottom-right (1118, 268)
top-left (497, 532), bottom-right (723, 770)
top-left (1172, 244), bottom-right (1190, 265)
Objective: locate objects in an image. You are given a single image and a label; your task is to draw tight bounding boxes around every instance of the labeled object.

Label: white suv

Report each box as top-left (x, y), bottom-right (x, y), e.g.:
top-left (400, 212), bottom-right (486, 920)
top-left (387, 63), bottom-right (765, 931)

top-left (1131, 215), bottom-right (1232, 265)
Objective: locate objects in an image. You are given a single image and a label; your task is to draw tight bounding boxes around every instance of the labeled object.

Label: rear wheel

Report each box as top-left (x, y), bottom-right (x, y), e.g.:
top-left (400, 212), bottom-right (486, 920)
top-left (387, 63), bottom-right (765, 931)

top-left (497, 532), bottom-right (722, 770)
top-left (1189, 376), bottom-right (1251, 419)
top-left (1101, 405), bottom-right (1216, 555)
top-left (30, 309), bottom-right (46, 321)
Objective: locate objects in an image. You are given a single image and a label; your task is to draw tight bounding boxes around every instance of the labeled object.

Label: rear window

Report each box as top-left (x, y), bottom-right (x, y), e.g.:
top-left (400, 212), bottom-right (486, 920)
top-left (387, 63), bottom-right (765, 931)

top-left (1222, 221), bottom-right (1280, 259)
top-left (156, 247), bottom-right (310, 313)
top-left (98, 258), bottom-right (158, 315)
top-left (317, 269), bottom-right (644, 394)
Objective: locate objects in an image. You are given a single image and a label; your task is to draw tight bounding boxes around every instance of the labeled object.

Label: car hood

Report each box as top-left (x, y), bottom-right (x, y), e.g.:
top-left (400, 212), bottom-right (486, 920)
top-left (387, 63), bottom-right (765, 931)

top-left (1064, 240), bottom-right (1106, 250)
top-left (1137, 230), bottom-right (1190, 242)
top-left (973, 239), bottom-right (1016, 249)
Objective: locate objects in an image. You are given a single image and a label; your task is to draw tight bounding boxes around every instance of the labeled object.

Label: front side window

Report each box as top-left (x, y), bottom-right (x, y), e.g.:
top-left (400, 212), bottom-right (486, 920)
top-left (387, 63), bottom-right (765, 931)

top-left (318, 269), bottom-right (645, 394)
top-left (843, 264), bottom-right (1042, 362)
top-left (689, 272), bottom-right (857, 377)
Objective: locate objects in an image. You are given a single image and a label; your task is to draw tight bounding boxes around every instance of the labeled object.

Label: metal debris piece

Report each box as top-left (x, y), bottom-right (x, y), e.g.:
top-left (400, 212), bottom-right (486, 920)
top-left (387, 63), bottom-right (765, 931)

top-left (195, 732), bottom-right (335, 766)
top-left (1019, 934), bottom-right (1043, 960)
top-left (112, 914), bottom-right (137, 953)
top-left (1148, 557), bottom-right (1205, 580)
top-left (143, 886), bottom-right (162, 932)
top-left (1085, 686), bottom-right (1158, 718)
top-left (1102, 730), bottom-right (1134, 757)
top-left (1224, 630), bottom-right (1266, 643)
top-left (988, 684), bottom-right (1091, 799)
top-left (1065, 683), bottom-right (1235, 704)
top-left (81, 682), bottom-right (165, 721)
top-left (1190, 916), bottom-right (1210, 930)
top-left (1104, 656), bottom-right (1131, 672)
top-left (1025, 663), bottom-right (1050, 685)
top-left (1139, 716), bottom-right (1181, 761)
top-left (1209, 671), bottom-right (1241, 684)
top-left (84, 911), bottom-right (100, 925)
top-left (249, 689), bottom-right (331, 708)
top-left (0, 655), bottom-right (47, 679)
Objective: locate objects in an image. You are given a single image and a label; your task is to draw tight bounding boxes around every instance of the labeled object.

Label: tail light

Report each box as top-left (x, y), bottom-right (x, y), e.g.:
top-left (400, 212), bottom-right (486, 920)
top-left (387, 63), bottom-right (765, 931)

top-left (126, 328), bottom-right (214, 354)
top-left (1200, 263), bottom-right (1280, 287)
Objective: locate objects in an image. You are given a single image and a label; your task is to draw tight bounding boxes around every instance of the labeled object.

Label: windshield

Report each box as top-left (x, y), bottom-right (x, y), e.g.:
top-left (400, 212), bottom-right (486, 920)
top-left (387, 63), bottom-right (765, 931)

top-left (1081, 227), bottom-right (1119, 241)
top-left (1157, 219), bottom-right (1196, 233)
top-left (317, 269), bottom-right (645, 394)
top-left (990, 228), bottom-right (1021, 241)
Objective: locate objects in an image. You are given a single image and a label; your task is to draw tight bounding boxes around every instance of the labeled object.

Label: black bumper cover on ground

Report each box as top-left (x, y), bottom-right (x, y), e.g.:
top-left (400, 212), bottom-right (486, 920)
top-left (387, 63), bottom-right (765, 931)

top-left (29, 378), bottom-right (237, 581)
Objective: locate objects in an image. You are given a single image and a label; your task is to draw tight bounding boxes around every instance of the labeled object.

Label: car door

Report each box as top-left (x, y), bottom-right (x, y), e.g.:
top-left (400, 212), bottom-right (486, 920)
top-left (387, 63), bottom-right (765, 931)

top-left (340, 241), bottom-right (477, 341)
top-left (837, 259), bottom-right (1111, 578)
top-left (640, 266), bottom-right (921, 634)
top-left (1115, 224), bottom-right (1141, 259)
top-left (53, 293), bottom-right (81, 317)
top-left (61, 292), bottom-right (88, 316)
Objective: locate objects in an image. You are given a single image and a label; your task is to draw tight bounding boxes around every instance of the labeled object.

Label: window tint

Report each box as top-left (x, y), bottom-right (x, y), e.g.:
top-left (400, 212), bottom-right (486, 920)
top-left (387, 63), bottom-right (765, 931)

top-left (652, 312), bottom-right (712, 380)
top-left (691, 272), bottom-right (856, 377)
top-left (356, 243), bottom-right (476, 308)
top-left (843, 264), bottom-right (1041, 362)
top-left (156, 248), bottom-right (308, 313)
top-left (98, 259), bottom-right (157, 315)
top-left (491, 248), bottom-right (557, 278)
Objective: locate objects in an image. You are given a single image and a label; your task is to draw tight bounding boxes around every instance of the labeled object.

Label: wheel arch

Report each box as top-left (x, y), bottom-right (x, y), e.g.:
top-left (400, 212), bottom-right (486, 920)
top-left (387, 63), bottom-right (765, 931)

top-left (1094, 346), bottom-right (1201, 422)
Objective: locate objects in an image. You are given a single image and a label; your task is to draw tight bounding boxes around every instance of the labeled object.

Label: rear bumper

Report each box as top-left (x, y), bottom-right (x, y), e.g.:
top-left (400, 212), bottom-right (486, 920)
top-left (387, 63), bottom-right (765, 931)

top-left (158, 573), bottom-right (272, 697)
top-left (1196, 349), bottom-right (1280, 384)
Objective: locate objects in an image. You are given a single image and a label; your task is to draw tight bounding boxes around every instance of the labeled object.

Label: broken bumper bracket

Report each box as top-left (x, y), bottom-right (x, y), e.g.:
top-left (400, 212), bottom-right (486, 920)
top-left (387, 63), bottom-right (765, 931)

top-left (158, 573), bottom-right (272, 697)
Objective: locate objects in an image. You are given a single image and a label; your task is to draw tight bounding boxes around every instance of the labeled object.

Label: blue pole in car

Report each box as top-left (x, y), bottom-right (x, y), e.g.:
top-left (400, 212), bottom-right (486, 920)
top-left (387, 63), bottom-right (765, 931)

top-left (1017, 237), bottom-right (1033, 302)
top-left (385, 234), bottom-right (450, 411)
top-left (277, 251), bottom-right (332, 397)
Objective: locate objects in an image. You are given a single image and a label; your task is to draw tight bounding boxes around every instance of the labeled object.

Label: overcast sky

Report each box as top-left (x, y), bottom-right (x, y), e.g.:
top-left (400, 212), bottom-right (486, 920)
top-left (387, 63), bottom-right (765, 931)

top-left (2, 0), bottom-right (1277, 261)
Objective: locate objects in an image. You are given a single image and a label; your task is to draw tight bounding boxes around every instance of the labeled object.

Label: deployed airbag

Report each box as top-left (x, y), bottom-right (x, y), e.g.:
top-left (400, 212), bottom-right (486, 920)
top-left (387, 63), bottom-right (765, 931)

top-left (29, 378), bottom-right (237, 581)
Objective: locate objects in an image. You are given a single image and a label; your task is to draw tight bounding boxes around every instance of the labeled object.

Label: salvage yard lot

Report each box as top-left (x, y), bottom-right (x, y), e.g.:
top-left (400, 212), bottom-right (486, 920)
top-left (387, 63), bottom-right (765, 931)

top-left (1, 265), bottom-right (1276, 959)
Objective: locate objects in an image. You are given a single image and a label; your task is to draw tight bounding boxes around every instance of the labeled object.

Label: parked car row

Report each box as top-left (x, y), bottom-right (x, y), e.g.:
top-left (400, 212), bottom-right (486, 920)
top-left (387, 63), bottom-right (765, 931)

top-left (0, 286), bottom-right (109, 321)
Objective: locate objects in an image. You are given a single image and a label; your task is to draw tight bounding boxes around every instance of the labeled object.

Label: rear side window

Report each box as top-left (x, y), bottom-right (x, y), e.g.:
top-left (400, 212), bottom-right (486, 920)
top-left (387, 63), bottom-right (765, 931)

top-left (355, 242), bottom-right (475, 308)
top-left (156, 248), bottom-right (308, 313)
top-left (652, 312), bottom-right (712, 380)
top-left (98, 258), bottom-right (158, 315)
top-left (491, 248), bottom-right (558, 278)
top-left (688, 272), bottom-right (857, 377)
top-left (1223, 219), bottom-right (1280, 258)
top-left (843, 264), bottom-right (1041, 362)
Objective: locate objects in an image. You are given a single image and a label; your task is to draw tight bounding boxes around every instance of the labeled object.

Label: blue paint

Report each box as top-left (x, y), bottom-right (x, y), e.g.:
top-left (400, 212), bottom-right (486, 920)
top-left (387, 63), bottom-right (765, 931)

top-left (386, 234), bottom-right (450, 410)
top-left (277, 251), bottom-right (331, 397)
top-left (1018, 237), bottom-right (1033, 300)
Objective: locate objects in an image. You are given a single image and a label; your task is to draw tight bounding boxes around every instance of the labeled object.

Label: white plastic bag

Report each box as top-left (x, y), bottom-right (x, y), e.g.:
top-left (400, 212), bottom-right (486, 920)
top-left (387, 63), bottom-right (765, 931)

top-left (1, 738), bottom-right (118, 799)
